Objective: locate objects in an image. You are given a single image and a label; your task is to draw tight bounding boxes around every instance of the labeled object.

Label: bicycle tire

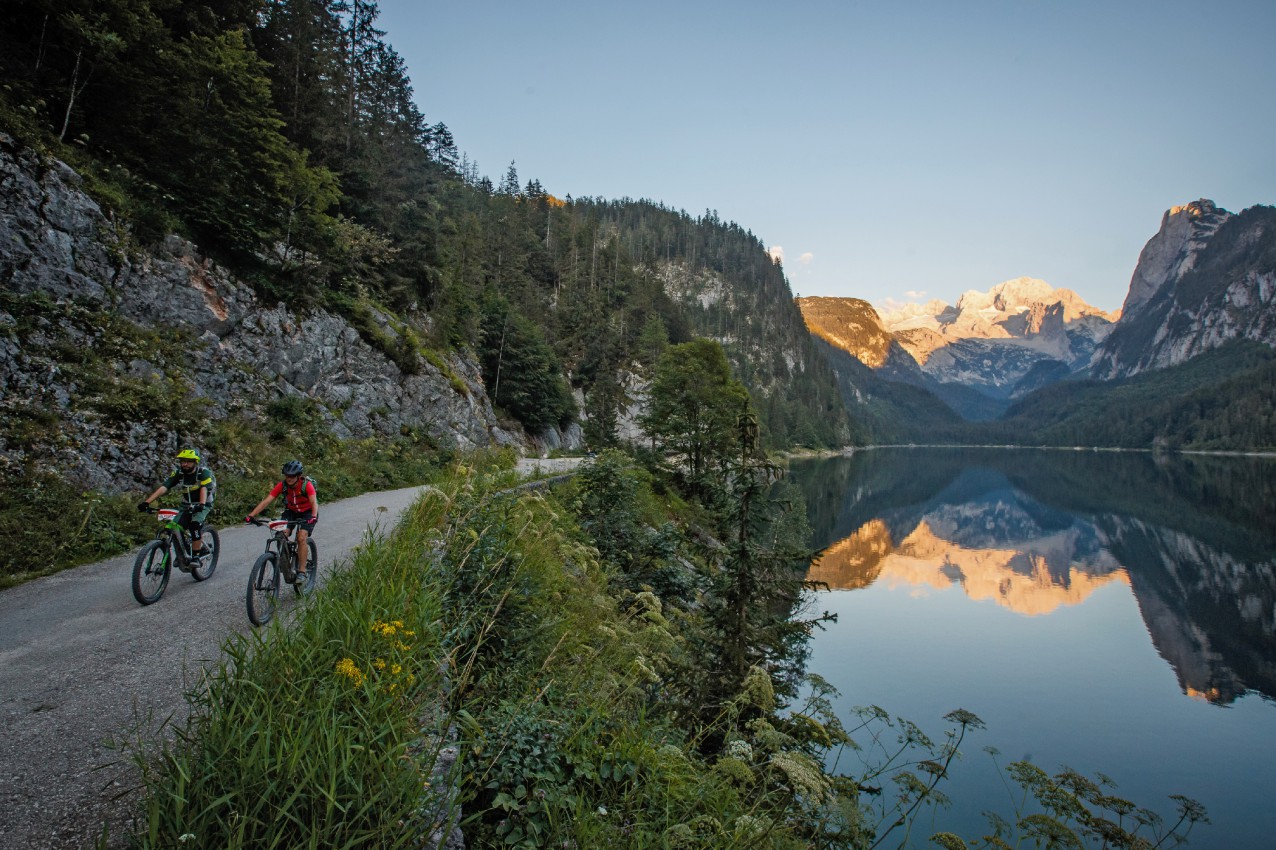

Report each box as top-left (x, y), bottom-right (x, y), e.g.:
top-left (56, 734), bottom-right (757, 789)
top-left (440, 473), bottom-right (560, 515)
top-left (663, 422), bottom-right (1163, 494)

top-left (246, 552), bottom-right (280, 627)
top-left (294, 538), bottom-right (319, 596)
top-left (191, 526), bottom-right (220, 581)
top-left (132, 539), bottom-right (172, 605)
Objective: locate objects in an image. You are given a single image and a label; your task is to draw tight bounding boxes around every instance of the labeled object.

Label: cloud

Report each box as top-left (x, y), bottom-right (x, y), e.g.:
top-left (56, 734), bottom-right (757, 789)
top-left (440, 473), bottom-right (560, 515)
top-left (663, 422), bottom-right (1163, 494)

top-left (904, 290), bottom-right (927, 299)
top-left (768, 246), bottom-right (784, 263)
top-left (798, 252), bottom-right (814, 265)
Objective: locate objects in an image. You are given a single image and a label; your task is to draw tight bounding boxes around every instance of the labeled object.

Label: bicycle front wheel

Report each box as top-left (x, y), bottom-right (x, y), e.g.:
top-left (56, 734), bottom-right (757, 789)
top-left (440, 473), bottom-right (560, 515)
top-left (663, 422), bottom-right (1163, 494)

top-left (246, 552), bottom-right (280, 627)
top-left (294, 538), bottom-right (319, 596)
top-left (132, 540), bottom-right (172, 605)
top-left (191, 526), bottom-right (220, 581)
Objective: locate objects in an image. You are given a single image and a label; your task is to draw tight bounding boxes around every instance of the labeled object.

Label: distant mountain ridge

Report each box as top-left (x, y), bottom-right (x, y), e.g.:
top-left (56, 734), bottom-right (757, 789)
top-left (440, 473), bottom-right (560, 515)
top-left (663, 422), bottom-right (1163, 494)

top-left (879, 276), bottom-right (1118, 379)
top-left (798, 278), bottom-right (1117, 419)
top-left (802, 199), bottom-right (1276, 450)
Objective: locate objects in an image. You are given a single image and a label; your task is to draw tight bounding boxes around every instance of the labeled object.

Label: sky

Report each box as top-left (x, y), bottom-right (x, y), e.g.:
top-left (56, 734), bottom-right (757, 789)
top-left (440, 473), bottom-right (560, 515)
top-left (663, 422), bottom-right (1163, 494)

top-left (376, 0), bottom-right (1276, 314)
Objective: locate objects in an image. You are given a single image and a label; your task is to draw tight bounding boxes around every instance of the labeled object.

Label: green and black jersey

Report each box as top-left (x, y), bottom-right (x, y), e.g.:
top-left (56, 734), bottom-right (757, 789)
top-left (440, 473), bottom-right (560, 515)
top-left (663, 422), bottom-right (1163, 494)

top-left (162, 465), bottom-right (216, 505)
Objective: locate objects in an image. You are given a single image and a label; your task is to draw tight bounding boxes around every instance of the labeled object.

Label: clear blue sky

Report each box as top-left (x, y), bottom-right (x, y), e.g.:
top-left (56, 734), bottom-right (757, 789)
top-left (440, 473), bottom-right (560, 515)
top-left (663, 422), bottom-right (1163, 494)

top-left (377, 0), bottom-right (1275, 313)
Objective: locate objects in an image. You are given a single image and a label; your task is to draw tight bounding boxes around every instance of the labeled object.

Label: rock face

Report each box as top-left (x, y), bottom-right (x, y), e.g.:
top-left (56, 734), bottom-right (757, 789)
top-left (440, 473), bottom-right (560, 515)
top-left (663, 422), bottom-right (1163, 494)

top-left (795, 297), bottom-right (893, 368)
top-left (0, 135), bottom-right (532, 492)
top-left (1091, 200), bottom-right (1276, 379)
top-left (1119, 200), bottom-right (1230, 317)
top-left (798, 280), bottom-right (1117, 418)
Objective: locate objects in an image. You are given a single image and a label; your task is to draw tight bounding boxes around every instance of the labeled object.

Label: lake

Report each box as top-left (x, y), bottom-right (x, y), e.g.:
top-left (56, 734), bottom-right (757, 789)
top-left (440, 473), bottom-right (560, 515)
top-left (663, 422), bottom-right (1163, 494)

top-left (787, 447), bottom-right (1276, 848)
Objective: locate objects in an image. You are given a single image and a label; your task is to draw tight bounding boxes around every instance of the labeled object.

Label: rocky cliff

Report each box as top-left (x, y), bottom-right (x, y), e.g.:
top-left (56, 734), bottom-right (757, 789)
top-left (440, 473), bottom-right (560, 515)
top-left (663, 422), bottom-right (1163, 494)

top-left (0, 135), bottom-right (533, 493)
top-left (794, 296), bottom-right (894, 368)
top-left (1091, 200), bottom-right (1276, 379)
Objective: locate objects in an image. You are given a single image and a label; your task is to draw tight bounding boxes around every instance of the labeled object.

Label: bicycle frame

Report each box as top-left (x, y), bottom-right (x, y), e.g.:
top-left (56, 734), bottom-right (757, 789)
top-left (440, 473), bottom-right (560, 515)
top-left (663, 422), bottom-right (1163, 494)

top-left (154, 509), bottom-right (191, 561)
top-left (263, 519), bottom-right (301, 580)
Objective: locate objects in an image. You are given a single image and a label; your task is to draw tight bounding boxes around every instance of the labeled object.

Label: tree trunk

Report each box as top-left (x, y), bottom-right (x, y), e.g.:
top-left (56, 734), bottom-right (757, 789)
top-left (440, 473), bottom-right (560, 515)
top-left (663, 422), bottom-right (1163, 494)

top-left (58, 47), bottom-right (84, 143)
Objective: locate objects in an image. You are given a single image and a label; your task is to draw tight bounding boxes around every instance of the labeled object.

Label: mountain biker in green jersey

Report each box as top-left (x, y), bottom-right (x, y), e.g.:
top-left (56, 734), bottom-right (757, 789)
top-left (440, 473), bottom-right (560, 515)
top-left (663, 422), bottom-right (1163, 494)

top-left (245, 460), bottom-right (319, 585)
top-left (139, 448), bottom-right (216, 561)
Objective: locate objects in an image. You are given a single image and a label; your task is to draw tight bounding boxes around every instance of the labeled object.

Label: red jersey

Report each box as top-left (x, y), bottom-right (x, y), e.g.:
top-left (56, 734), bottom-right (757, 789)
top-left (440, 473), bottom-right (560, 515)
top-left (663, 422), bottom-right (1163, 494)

top-left (270, 478), bottom-right (317, 514)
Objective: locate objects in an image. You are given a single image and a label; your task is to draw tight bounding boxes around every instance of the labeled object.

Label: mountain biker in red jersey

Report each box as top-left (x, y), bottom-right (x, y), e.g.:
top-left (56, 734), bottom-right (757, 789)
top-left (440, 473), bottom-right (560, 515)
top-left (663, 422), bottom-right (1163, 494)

top-left (245, 460), bottom-right (319, 585)
top-left (139, 448), bottom-right (214, 562)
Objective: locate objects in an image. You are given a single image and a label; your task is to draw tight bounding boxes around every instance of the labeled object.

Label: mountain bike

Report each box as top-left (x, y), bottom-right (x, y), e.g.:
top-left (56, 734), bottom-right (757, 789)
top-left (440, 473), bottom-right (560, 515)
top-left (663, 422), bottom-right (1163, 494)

top-left (132, 507), bottom-right (220, 605)
top-left (244, 517), bottom-right (319, 626)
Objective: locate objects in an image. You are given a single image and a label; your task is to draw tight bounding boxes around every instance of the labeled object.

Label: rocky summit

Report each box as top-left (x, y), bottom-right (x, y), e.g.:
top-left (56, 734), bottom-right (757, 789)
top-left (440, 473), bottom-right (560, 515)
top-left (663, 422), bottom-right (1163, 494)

top-left (1091, 199), bottom-right (1276, 379)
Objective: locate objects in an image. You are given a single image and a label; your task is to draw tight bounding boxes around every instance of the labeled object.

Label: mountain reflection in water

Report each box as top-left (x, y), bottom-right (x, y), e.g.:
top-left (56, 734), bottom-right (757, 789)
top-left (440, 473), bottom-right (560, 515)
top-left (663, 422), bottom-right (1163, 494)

top-left (790, 448), bottom-right (1276, 706)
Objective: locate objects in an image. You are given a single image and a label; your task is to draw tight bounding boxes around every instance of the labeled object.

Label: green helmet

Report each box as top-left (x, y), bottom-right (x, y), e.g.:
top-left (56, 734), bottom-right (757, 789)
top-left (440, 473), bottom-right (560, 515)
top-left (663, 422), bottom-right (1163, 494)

top-left (176, 448), bottom-right (201, 463)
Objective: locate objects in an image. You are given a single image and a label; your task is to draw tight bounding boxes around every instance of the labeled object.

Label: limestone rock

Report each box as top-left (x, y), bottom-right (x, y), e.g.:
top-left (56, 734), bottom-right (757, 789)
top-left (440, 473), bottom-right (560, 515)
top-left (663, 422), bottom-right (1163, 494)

top-left (0, 135), bottom-right (528, 492)
top-left (1091, 200), bottom-right (1276, 379)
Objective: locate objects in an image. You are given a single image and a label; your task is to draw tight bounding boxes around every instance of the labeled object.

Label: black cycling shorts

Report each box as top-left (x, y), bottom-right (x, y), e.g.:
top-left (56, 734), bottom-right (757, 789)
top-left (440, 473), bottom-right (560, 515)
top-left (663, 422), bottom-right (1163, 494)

top-left (179, 503), bottom-right (212, 533)
top-left (281, 509), bottom-right (317, 533)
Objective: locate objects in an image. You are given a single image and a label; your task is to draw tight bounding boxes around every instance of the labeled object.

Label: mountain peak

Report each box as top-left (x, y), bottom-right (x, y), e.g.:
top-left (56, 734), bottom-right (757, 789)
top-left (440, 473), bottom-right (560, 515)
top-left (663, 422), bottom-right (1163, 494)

top-left (1093, 201), bottom-right (1276, 379)
top-left (1120, 199), bottom-right (1232, 317)
top-left (1167, 198), bottom-right (1220, 219)
top-left (882, 278), bottom-right (1115, 335)
top-left (796, 296), bottom-right (893, 368)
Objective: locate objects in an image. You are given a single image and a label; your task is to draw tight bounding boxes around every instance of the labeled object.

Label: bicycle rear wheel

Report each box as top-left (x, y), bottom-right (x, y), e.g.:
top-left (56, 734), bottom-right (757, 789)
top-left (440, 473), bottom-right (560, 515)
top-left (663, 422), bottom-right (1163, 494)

top-left (132, 540), bottom-right (172, 605)
top-left (191, 526), bottom-right (220, 581)
top-left (246, 552), bottom-right (280, 627)
top-left (294, 538), bottom-right (319, 596)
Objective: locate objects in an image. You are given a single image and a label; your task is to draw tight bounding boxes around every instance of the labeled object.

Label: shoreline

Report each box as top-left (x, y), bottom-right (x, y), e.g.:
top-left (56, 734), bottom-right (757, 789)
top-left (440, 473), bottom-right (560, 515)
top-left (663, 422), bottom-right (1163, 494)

top-left (783, 444), bottom-right (1276, 459)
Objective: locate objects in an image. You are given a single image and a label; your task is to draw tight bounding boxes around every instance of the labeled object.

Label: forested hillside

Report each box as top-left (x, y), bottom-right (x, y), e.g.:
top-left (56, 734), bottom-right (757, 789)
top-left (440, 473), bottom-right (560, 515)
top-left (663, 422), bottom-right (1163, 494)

top-left (0, 0), bottom-right (847, 449)
top-left (989, 340), bottom-right (1276, 450)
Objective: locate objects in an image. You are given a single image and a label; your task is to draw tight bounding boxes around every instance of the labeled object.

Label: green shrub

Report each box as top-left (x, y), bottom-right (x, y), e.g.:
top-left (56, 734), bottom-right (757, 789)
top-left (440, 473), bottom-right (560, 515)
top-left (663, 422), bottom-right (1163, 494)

top-left (0, 469), bottom-right (149, 588)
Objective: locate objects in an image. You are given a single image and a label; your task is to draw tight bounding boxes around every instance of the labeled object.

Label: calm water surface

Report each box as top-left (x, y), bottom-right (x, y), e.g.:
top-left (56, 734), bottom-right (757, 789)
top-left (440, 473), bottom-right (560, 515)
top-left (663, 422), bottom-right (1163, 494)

top-left (788, 448), bottom-right (1276, 849)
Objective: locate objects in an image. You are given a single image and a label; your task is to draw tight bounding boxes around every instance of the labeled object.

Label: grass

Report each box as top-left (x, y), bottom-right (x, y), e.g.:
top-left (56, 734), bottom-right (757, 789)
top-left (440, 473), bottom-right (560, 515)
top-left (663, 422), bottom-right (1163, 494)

top-left (126, 487), bottom-right (458, 848)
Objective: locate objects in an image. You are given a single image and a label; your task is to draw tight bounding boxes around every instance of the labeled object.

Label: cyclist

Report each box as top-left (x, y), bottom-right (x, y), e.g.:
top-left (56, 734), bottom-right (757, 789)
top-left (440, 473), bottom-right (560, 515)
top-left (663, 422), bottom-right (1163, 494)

top-left (245, 460), bottom-right (319, 585)
top-left (138, 448), bottom-right (215, 563)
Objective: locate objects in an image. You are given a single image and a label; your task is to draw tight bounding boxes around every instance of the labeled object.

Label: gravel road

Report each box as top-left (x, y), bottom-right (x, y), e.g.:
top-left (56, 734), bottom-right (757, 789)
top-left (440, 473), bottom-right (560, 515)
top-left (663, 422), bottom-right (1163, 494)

top-left (0, 484), bottom-right (433, 848)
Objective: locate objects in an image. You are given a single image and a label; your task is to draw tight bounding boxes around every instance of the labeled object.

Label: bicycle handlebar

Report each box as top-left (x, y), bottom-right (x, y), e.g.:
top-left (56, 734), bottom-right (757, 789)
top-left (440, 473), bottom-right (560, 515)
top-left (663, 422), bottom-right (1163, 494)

top-left (246, 517), bottom-right (311, 528)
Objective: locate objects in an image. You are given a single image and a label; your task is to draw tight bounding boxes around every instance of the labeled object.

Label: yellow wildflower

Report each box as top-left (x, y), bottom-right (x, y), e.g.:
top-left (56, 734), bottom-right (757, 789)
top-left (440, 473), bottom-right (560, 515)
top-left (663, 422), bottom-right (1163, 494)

top-left (335, 657), bottom-right (365, 687)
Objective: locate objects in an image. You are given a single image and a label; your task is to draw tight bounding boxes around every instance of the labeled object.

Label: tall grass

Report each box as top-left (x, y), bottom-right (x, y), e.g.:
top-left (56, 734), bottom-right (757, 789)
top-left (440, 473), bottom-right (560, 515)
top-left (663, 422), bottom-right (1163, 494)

top-left (128, 486), bottom-right (460, 848)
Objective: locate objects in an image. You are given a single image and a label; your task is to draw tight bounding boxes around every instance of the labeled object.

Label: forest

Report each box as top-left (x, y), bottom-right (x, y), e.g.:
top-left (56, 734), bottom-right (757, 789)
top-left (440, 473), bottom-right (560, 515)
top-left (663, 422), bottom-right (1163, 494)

top-left (0, 0), bottom-right (848, 450)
